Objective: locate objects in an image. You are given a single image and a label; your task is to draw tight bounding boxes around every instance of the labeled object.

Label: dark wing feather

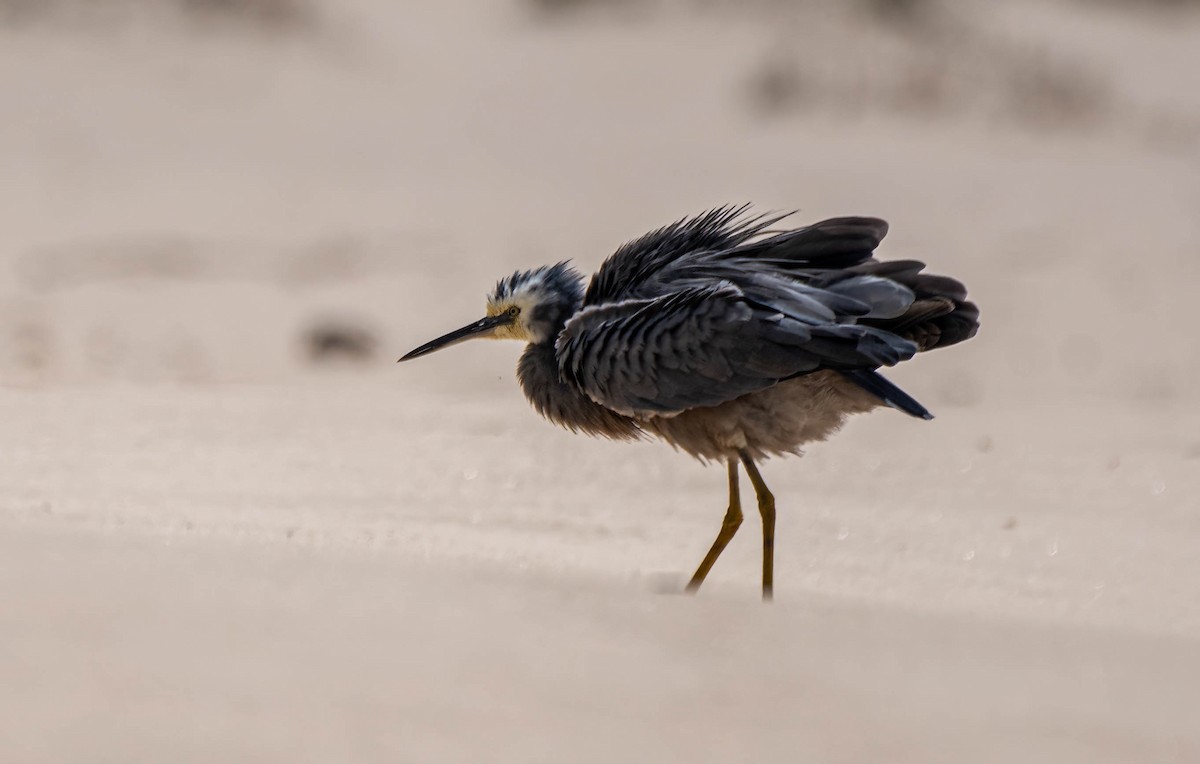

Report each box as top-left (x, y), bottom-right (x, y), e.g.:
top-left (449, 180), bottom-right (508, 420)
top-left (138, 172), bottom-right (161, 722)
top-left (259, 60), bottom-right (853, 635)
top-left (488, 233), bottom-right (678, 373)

top-left (557, 283), bottom-right (917, 418)
top-left (564, 206), bottom-right (975, 418)
top-left (583, 205), bottom-right (784, 305)
top-left (717, 216), bottom-right (890, 267)
top-left (584, 209), bottom-right (893, 306)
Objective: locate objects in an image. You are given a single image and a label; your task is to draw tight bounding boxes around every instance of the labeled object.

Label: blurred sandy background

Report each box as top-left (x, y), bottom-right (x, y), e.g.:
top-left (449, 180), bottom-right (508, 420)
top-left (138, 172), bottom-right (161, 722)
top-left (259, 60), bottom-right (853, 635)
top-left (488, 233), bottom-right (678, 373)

top-left (2, 0), bottom-right (1199, 761)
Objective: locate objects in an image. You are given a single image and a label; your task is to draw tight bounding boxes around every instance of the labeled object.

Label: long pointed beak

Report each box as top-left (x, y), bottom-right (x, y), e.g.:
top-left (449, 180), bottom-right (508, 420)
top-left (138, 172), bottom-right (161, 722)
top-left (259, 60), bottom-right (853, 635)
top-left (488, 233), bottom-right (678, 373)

top-left (398, 314), bottom-right (513, 362)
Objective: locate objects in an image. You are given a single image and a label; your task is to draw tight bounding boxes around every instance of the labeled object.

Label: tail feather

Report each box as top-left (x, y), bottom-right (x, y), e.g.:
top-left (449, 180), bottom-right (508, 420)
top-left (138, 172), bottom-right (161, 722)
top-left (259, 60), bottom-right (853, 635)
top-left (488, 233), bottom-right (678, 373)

top-left (853, 260), bottom-right (979, 352)
top-left (840, 369), bottom-right (933, 420)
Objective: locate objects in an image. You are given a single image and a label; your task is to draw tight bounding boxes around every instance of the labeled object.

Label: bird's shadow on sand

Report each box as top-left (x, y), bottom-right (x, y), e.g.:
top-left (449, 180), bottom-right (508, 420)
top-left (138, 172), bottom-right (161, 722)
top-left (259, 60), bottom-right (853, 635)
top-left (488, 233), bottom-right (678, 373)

top-left (644, 571), bottom-right (695, 596)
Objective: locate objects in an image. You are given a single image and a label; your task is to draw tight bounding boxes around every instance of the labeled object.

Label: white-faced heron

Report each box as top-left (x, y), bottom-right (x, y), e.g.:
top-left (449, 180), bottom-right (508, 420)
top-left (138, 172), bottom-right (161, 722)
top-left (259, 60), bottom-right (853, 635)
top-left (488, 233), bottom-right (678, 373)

top-left (400, 206), bottom-right (979, 600)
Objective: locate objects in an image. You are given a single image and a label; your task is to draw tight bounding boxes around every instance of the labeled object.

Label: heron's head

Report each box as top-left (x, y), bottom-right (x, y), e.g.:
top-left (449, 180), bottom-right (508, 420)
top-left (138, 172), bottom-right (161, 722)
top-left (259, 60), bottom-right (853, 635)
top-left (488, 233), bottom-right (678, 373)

top-left (399, 262), bottom-right (584, 362)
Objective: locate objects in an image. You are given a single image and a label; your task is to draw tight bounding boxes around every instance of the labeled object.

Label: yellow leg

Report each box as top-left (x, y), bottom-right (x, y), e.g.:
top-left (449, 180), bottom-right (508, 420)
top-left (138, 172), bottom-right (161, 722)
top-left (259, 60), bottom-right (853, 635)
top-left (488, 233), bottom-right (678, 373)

top-left (685, 459), bottom-right (741, 593)
top-left (739, 452), bottom-right (775, 601)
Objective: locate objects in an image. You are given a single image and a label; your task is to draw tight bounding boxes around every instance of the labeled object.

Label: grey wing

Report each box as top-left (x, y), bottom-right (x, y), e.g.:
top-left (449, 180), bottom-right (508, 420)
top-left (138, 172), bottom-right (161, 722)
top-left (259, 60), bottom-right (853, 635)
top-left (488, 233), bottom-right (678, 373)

top-left (583, 205), bottom-right (785, 305)
top-left (585, 209), bottom-right (917, 338)
top-left (556, 283), bottom-right (917, 419)
top-left (649, 216), bottom-right (915, 319)
top-left (584, 208), bottom-right (893, 306)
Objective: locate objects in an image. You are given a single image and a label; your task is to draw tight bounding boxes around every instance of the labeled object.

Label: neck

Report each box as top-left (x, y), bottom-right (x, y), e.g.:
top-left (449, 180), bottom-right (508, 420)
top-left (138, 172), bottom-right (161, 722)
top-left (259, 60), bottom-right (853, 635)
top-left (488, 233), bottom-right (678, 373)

top-left (517, 342), bottom-right (642, 441)
top-left (526, 294), bottom-right (582, 344)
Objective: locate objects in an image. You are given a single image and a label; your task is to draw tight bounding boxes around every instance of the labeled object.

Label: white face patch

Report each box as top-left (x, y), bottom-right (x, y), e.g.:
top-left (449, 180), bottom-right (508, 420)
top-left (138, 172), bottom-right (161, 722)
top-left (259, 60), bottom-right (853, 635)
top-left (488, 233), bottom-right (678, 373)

top-left (486, 283), bottom-right (544, 342)
top-left (485, 263), bottom-right (584, 345)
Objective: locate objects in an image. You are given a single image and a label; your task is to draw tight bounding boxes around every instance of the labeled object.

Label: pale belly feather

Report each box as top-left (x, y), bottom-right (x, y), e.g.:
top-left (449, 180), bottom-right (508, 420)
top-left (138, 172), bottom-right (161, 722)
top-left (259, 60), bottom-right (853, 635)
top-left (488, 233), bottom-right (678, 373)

top-left (641, 370), bottom-right (882, 462)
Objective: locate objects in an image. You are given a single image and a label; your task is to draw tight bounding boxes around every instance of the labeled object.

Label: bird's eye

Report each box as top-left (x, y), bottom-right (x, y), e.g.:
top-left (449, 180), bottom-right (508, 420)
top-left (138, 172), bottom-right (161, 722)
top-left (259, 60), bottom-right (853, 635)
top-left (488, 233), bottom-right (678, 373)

top-left (507, 306), bottom-right (520, 318)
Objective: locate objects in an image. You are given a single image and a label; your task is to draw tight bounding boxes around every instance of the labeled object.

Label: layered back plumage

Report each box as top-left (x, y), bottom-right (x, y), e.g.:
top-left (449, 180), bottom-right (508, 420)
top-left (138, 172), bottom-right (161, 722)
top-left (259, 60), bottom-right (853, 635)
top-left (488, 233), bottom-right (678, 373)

top-left (554, 206), bottom-right (978, 421)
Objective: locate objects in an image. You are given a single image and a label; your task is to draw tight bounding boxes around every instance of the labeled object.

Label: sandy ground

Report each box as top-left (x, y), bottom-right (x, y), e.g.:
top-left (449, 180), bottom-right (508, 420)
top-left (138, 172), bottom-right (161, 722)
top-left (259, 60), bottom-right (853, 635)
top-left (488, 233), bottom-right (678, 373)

top-left (2, 0), bottom-right (1200, 761)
